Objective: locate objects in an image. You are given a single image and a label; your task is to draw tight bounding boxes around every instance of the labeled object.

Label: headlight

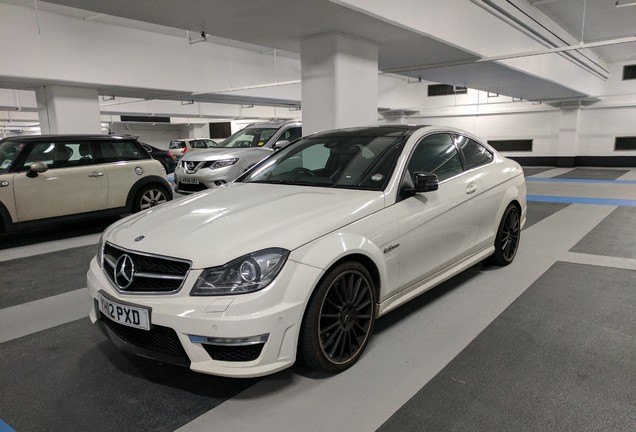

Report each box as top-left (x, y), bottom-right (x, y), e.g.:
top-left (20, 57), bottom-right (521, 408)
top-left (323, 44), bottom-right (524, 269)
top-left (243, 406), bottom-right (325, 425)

top-left (191, 248), bottom-right (289, 296)
top-left (209, 158), bottom-right (238, 169)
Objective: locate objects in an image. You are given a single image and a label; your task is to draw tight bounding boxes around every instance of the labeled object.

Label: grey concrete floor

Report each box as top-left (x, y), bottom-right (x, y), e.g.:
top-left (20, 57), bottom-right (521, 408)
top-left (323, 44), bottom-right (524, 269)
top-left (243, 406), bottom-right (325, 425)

top-left (0, 167), bottom-right (635, 432)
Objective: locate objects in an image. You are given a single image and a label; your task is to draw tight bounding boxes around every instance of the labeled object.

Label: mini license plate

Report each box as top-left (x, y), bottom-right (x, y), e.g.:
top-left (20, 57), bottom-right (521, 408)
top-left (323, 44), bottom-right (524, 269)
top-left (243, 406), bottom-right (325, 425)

top-left (181, 177), bottom-right (199, 184)
top-left (98, 293), bottom-right (150, 330)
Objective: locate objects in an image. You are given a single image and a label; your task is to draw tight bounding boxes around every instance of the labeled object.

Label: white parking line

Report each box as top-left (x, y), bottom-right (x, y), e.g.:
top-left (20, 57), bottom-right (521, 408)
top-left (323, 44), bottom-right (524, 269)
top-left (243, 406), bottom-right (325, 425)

top-left (177, 204), bottom-right (617, 432)
top-left (0, 288), bottom-right (91, 343)
top-left (562, 252), bottom-right (636, 271)
top-left (0, 234), bottom-right (101, 262)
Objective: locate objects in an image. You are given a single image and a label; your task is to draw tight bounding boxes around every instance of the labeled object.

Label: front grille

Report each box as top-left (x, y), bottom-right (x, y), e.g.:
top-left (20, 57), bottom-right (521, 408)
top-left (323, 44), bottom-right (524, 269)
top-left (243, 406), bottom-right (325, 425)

top-left (177, 182), bottom-right (208, 192)
top-left (103, 242), bottom-right (191, 293)
top-left (202, 343), bottom-right (265, 362)
top-left (100, 312), bottom-right (187, 358)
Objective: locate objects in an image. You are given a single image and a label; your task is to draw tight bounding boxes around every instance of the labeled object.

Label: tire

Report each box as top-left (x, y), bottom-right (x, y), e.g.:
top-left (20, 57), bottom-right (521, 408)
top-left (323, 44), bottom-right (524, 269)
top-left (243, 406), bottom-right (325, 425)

top-left (299, 261), bottom-right (376, 373)
top-left (133, 184), bottom-right (169, 212)
top-left (490, 203), bottom-right (521, 266)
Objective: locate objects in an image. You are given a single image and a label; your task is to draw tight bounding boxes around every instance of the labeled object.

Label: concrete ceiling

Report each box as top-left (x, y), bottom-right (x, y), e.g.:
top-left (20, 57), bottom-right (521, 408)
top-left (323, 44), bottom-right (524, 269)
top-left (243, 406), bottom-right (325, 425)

top-left (4, 0), bottom-right (635, 105)
top-left (532, 0), bottom-right (636, 63)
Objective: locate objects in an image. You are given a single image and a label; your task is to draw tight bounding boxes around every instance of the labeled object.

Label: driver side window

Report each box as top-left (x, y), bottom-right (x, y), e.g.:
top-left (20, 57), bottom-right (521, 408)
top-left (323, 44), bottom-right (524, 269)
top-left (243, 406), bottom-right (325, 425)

top-left (407, 133), bottom-right (462, 182)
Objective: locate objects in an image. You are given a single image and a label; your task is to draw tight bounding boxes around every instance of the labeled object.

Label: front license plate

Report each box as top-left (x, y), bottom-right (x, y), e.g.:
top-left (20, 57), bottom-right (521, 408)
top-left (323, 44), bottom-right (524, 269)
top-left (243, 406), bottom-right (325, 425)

top-left (98, 293), bottom-right (150, 330)
top-left (181, 177), bottom-right (199, 184)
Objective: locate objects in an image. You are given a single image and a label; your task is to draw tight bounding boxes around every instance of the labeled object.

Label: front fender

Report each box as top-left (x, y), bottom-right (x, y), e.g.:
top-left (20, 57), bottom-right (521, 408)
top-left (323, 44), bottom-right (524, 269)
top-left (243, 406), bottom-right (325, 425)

top-left (289, 231), bottom-right (393, 302)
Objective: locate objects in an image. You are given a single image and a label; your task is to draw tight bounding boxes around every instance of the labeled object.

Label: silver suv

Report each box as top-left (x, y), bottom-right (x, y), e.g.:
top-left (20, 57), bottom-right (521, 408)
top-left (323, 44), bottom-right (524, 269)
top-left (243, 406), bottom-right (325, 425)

top-left (174, 120), bottom-right (301, 194)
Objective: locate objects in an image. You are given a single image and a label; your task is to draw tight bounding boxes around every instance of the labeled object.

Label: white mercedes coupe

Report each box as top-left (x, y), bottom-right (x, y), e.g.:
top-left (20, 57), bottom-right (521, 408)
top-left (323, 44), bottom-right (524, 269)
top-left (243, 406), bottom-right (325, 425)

top-left (87, 125), bottom-right (526, 378)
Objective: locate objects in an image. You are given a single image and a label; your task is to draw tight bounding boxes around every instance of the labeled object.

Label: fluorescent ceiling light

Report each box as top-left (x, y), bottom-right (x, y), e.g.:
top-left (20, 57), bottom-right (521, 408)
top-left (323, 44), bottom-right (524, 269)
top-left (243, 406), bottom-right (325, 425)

top-left (615, 0), bottom-right (636, 7)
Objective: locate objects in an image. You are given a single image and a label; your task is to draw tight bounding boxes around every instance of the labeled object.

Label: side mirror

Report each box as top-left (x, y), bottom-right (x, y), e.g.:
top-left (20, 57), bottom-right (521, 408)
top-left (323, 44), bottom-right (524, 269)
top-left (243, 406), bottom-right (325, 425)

top-left (413, 172), bottom-right (439, 192)
top-left (26, 161), bottom-right (49, 178)
top-left (272, 140), bottom-right (290, 151)
top-left (403, 172), bottom-right (439, 196)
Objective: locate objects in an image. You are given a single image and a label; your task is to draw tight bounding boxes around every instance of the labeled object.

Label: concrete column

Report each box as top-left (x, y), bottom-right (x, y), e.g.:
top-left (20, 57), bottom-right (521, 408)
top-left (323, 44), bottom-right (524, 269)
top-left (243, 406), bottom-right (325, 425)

top-left (301, 33), bottom-right (378, 134)
top-left (186, 123), bottom-right (210, 139)
top-left (35, 85), bottom-right (101, 134)
top-left (556, 108), bottom-right (581, 167)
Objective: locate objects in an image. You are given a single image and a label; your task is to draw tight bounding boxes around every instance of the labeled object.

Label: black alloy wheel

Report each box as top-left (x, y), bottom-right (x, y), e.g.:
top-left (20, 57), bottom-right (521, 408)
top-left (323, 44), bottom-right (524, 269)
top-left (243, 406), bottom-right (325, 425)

top-left (490, 204), bottom-right (521, 266)
top-left (299, 262), bottom-right (376, 373)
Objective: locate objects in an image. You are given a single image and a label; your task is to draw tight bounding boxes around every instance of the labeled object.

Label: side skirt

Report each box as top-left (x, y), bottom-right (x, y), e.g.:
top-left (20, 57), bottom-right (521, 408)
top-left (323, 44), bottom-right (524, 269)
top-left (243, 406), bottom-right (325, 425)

top-left (377, 245), bottom-right (495, 317)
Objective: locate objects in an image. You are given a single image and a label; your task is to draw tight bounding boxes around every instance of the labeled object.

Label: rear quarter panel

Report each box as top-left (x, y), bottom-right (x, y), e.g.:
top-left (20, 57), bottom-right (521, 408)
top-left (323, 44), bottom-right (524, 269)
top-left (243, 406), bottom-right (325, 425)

top-left (104, 160), bottom-right (167, 207)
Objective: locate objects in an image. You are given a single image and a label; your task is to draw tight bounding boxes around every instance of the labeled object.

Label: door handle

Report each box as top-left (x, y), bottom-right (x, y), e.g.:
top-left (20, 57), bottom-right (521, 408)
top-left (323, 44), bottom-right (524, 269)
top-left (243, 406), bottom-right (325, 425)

top-left (466, 183), bottom-right (477, 195)
top-left (88, 172), bottom-right (104, 178)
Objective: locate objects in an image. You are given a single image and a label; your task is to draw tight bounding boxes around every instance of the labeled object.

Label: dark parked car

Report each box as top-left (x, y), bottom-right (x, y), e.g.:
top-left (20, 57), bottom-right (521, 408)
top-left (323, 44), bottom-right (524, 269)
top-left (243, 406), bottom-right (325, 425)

top-left (141, 143), bottom-right (177, 174)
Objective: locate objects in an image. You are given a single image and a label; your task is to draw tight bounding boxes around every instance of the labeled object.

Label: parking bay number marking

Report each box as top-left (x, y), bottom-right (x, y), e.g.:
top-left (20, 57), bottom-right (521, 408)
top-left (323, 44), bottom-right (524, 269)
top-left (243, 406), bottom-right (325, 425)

top-left (98, 294), bottom-right (150, 331)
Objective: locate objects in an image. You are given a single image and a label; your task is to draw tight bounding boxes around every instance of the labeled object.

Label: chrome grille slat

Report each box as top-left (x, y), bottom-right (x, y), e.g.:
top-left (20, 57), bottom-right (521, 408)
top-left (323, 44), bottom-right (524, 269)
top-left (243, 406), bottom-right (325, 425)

top-left (102, 242), bottom-right (192, 294)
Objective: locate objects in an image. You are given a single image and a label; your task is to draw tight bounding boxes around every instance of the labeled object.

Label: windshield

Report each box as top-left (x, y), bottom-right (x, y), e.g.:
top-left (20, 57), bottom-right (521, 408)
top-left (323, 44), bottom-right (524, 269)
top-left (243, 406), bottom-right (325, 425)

top-left (220, 127), bottom-right (279, 148)
top-left (0, 141), bottom-right (24, 173)
top-left (239, 135), bottom-right (405, 191)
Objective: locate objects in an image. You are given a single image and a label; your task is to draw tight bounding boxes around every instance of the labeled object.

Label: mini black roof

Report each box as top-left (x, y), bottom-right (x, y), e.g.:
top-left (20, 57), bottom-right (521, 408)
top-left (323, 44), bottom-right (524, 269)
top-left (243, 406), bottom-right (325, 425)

top-left (0, 134), bottom-right (136, 142)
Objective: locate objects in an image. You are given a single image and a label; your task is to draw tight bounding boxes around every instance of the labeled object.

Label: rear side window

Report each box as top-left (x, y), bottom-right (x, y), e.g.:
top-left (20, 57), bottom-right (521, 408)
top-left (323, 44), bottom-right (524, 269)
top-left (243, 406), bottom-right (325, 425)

top-left (98, 141), bottom-right (145, 162)
top-left (456, 136), bottom-right (493, 170)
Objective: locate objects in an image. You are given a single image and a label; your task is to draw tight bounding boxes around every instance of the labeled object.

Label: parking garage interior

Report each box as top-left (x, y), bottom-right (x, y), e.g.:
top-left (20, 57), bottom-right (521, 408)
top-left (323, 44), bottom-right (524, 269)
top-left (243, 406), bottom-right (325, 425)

top-left (1, 1), bottom-right (635, 431)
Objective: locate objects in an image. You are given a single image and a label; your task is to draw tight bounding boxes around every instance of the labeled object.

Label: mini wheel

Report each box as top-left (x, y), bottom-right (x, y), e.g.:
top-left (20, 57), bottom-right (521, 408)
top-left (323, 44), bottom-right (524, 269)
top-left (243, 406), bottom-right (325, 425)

top-left (134, 185), bottom-right (168, 212)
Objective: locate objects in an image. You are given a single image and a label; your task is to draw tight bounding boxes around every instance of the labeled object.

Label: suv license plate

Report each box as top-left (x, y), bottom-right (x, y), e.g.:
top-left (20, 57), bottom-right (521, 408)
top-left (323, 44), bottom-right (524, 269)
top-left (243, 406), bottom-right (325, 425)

top-left (98, 293), bottom-right (150, 331)
top-left (181, 177), bottom-right (199, 184)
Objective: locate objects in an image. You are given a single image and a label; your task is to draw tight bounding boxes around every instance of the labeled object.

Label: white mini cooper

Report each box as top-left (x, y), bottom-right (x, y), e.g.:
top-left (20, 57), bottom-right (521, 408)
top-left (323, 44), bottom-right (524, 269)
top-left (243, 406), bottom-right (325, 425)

top-left (87, 125), bottom-right (526, 378)
top-left (0, 135), bottom-right (172, 233)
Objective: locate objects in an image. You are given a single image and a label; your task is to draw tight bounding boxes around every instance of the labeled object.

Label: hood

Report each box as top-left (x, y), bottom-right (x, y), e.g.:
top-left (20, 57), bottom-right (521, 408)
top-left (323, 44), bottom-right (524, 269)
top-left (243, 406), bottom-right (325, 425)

top-left (181, 147), bottom-right (271, 162)
top-left (105, 183), bottom-right (385, 268)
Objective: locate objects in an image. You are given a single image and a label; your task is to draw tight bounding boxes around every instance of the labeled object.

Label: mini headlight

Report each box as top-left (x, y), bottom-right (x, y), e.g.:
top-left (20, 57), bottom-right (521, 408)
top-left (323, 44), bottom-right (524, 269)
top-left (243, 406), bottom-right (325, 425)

top-left (210, 158), bottom-right (238, 169)
top-left (191, 248), bottom-right (289, 296)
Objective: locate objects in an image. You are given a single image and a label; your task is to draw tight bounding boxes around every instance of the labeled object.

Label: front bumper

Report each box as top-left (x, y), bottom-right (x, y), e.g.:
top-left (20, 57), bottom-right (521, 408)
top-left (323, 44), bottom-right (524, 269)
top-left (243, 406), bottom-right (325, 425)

top-left (173, 165), bottom-right (240, 194)
top-left (87, 256), bottom-right (323, 378)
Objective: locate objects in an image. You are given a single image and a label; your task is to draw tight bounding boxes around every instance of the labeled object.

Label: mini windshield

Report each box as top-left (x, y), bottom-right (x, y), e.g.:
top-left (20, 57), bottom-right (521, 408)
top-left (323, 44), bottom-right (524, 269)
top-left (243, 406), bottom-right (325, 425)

top-left (220, 127), bottom-right (279, 148)
top-left (0, 141), bottom-right (24, 173)
top-left (239, 135), bottom-right (405, 191)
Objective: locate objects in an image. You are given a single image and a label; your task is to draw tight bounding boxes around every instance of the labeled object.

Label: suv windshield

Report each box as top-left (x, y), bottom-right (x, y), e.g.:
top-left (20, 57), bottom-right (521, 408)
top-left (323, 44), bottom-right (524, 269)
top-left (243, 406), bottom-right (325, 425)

top-left (240, 135), bottom-right (405, 191)
top-left (220, 127), bottom-right (279, 148)
top-left (0, 141), bottom-right (25, 173)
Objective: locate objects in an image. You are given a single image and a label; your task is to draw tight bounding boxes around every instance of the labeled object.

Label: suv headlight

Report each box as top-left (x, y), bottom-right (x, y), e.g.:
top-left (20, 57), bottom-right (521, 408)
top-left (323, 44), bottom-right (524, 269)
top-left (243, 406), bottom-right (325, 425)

top-left (191, 248), bottom-right (289, 296)
top-left (208, 158), bottom-right (238, 170)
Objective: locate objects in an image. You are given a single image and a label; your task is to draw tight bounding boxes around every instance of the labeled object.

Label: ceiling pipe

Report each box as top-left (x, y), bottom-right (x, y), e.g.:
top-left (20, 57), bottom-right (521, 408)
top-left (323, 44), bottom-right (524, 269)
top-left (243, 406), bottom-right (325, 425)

top-left (381, 35), bottom-right (636, 75)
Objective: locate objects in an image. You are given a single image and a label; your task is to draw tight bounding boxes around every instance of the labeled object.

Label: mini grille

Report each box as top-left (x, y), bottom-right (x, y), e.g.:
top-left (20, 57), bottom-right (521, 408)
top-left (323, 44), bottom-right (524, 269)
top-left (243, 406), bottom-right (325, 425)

top-left (103, 243), bottom-right (191, 293)
top-left (202, 343), bottom-right (265, 362)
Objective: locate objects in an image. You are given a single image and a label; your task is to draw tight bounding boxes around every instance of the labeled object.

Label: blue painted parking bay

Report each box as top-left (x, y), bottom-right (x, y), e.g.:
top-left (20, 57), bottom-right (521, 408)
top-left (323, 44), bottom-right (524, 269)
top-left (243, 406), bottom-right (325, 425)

top-left (526, 176), bottom-right (636, 207)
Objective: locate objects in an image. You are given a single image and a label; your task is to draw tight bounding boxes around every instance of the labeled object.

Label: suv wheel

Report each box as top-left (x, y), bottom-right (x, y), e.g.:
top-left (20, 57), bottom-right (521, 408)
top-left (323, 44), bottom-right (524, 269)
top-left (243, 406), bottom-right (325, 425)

top-left (134, 185), bottom-right (168, 212)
